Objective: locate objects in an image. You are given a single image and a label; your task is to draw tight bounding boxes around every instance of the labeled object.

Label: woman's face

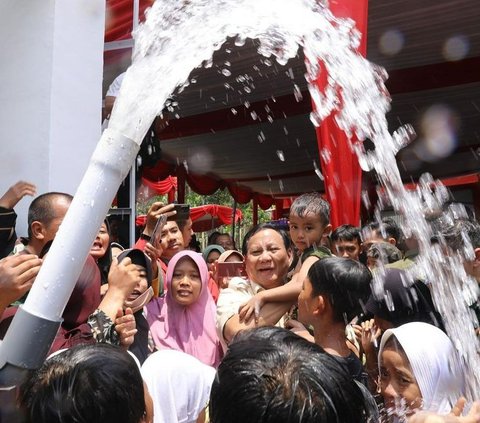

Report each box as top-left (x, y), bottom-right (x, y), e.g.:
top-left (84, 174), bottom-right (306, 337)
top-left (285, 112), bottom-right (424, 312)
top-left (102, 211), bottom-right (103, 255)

top-left (90, 222), bottom-right (110, 261)
top-left (379, 342), bottom-right (422, 416)
top-left (170, 257), bottom-right (202, 306)
top-left (126, 264), bottom-right (149, 302)
top-left (206, 250), bottom-right (221, 272)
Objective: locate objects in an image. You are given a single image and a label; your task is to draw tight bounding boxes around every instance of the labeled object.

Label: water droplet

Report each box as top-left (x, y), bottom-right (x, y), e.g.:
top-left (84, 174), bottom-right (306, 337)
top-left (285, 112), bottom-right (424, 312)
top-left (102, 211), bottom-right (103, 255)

top-left (257, 131), bottom-right (266, 143)
top-left (267, 115), bottom-right (274, 123)
top-left (203, 58), bottom-right (213, 68)
top-left (222, 68), bottom-right (232, 77)
top-left (244, 101), bottom-right (250, 109)
top-left (379, 29), bottom-right (404, 56)
top-left (293, 84), bottom-right (303, 102)
top-left (276, 150), bottom-right (285, 161)
top-left (224, 61), bottom-right (231, 67)
top-left (320, 148), bottom-right (332, 163)
top-left (231, 108), bottom-right (238, 115)
top-left (279, 180), bottom-right (284, 191)
top-left (235, 35), bottom-right (246, 46)
top-left (443, 35), bottom-right (469, 61)
top-left (250, 111), bottom-right (258, 120)
top-left (283, 126), bottom-right (288, 135)
top-left (313, 160), bottom-right (324, 181)
top-left (244, 86), bottom-right (252, 93)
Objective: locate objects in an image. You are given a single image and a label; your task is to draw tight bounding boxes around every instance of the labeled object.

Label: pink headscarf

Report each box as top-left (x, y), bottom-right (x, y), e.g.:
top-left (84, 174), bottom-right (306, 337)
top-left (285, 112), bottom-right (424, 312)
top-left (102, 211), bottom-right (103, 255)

top-left (146, 250), bottom-right (221, 367)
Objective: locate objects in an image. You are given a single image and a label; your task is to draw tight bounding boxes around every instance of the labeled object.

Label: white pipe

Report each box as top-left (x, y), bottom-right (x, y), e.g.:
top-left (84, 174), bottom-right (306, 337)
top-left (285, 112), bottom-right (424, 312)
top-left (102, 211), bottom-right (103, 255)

top-left (22, 128), bottom-right (140, 320)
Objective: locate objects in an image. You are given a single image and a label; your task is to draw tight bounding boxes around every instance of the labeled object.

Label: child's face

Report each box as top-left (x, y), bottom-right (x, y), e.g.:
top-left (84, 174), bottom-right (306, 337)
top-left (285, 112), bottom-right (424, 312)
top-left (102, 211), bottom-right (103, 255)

top-left (288, 212), bottom-right (330, 253)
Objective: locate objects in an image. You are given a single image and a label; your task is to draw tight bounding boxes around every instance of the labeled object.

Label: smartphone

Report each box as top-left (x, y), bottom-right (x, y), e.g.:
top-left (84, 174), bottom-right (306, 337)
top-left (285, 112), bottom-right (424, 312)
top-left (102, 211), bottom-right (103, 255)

top-left (150, 214), bottom-right (167, 244)
top-left (168, 204), bottom-right (190, 221)
top-left (217, 261), bottom-right (246, 278)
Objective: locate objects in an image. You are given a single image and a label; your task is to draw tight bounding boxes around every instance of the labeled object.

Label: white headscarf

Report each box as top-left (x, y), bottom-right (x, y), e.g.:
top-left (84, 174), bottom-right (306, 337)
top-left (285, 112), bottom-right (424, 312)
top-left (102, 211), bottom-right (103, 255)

top-left (379, 322), bottom-right (465, 414)
top-left (141, 349), bottom-right (216, 423)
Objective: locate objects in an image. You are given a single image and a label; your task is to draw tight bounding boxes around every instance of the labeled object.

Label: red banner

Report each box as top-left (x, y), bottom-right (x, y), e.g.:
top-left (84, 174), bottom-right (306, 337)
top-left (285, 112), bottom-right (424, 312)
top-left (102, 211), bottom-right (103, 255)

top-left (313, 0), bottom-right (368, 228)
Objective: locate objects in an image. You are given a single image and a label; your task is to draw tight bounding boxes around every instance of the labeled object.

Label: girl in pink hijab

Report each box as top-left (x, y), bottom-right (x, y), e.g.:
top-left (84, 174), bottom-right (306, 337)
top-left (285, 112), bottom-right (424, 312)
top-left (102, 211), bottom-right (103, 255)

top-left (146, 250), bottom-right (221, 367)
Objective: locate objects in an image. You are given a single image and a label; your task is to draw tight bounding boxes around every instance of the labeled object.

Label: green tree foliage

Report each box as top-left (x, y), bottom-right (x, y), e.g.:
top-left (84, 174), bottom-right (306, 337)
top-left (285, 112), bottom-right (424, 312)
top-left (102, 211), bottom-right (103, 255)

top-left (136, 185), bottom-right (271, 246)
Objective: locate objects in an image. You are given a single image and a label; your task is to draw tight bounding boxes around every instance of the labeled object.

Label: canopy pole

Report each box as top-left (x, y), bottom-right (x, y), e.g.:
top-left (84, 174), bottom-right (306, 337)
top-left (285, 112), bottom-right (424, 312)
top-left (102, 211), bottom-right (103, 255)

top-left (231, 199), bottom-right (237, 247)
top-left (177, 165), bottom-right (186, 203)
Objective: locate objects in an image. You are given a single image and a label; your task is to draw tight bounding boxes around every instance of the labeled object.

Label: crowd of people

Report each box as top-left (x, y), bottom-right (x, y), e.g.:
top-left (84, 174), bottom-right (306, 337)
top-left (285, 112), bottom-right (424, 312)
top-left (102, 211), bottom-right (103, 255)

top-left (1, 180), bottom-right (480, 422)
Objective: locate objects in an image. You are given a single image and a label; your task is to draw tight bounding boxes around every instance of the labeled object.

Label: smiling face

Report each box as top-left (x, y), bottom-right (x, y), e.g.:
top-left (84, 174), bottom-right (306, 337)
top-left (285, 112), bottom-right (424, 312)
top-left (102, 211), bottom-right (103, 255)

top-left (288, 212), bottom-right (329, 253)
top-left (170, 256), bottom-right (202, 306)
top-left (379, 340), bottom-right (422, 416)
top-left (160, 221), bottom-right (184, 261)
top-left (245, 229), bottom-right (291, 289)
top-left (90, 222), bottom-right (110, 261)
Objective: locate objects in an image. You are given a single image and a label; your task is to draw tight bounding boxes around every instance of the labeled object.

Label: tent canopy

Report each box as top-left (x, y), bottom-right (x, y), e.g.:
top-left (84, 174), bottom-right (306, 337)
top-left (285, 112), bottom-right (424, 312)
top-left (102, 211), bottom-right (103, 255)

top-left (136, 204), bottom-right (243, 233)
top-left (105, 0), bottom-right (480, 214)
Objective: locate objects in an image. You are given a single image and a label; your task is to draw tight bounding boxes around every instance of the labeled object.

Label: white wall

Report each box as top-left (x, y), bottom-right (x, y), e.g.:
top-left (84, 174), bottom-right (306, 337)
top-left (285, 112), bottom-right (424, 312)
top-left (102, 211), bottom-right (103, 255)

top-left (0, 0), bottom-right (105, 236)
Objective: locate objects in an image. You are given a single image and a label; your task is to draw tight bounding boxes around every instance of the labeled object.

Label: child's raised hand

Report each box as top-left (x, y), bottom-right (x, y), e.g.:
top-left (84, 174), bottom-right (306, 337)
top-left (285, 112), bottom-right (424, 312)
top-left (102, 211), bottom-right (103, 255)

top-left (238, 293), bottom-right (265, 323)
top-left (361, 319), bottom-right (381, 356)
top-left (115, 307), bottom-right (137, 349)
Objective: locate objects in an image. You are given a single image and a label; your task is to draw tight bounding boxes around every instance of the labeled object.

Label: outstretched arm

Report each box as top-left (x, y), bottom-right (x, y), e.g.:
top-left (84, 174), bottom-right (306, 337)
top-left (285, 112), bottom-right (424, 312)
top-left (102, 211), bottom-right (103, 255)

top-left (224, 301), bottom-right (292, 344)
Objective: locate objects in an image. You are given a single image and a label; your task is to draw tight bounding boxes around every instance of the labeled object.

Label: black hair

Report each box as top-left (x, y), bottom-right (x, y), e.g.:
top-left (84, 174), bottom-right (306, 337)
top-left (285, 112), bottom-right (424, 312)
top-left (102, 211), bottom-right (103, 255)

top-left (331, 224), bottom-right (361, 244)
top-left (27, 192), bottom-right (73, 239)
top-left (435, 218), bottom-right (480, 251)
top-left (117, 248), bottom-right (153, 287)
top-left (210, 326), bottom-right (377, 423)
top-left (307, 257), bottom-right (372, 322)
top-left (362, 217), bottom-right (401, 243)
top-left (289, 193), bottom-right (330, 226)
top-left (208, 231), bottom-right (221, 245)
top-left (19, 343), bottom-right (146, 423)
top-left (241, 223), bottom-right (291, 256)
top-left (366, 268), bottom-right (445, 330)
top-left (366, 242), bottom-right (402, 264)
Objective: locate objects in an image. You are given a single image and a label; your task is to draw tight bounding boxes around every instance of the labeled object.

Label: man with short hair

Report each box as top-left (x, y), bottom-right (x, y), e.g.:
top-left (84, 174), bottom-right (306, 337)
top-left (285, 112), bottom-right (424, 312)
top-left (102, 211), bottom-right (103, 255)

top-left (23, 192), bottom-right (73, 257)
top-left (331, 224), bottom-right (361, 260)
top-left (216, 224), bottom-right (294, 351)
top-left (215, 233), bottom-right (235, 250)
top-left (361, 217), bottom-right (401, 251)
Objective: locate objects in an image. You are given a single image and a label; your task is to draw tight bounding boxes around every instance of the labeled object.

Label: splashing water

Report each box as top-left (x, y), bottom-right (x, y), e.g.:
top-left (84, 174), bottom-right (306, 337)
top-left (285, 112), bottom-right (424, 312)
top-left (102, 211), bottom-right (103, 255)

top-left (108, 0), bottom-right (479, 403)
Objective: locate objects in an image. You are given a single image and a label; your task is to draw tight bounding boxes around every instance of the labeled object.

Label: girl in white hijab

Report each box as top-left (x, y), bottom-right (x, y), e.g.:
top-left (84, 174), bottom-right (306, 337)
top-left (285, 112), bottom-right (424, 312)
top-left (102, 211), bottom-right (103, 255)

top-left (378, 322), bottom-right (465, 420)
top-left (141, 349), bottom-right (216, 423)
